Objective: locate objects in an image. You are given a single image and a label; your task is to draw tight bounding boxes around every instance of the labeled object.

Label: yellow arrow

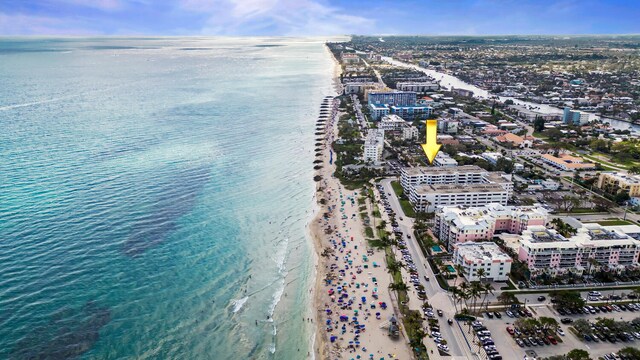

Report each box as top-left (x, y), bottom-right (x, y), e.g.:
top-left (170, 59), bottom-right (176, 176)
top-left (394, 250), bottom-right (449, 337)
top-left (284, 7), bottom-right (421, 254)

top-left (421, 119), bottom-right (441, 165)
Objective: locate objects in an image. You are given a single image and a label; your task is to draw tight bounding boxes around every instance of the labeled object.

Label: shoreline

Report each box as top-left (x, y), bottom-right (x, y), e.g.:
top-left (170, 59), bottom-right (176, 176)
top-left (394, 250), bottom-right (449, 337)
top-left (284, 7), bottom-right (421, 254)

top-left (309, 45), bottom-right (413, 360)
top-left (310, 43), bottom-right (342, 360)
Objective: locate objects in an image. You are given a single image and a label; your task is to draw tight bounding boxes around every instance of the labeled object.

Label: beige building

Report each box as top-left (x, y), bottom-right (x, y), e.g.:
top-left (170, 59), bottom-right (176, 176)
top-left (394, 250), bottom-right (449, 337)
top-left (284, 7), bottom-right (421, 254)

top-left (597, 172), bottom-right (640, 197)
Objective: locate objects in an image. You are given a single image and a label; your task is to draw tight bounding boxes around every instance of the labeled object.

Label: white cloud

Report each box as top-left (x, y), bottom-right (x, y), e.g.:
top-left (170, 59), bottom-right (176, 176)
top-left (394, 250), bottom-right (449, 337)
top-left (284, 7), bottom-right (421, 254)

top-left (0, 12), bottom-right (102, 35)
top-left (55, 0), bottom-right (125, 11)
top-left (177, 0), bottom-right (374, 35)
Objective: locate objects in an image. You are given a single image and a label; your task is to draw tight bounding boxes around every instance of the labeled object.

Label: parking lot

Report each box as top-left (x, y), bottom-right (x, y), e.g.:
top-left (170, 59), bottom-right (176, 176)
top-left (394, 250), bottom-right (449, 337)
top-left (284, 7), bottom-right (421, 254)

top-left (469, 304), bottom-right (640, 360)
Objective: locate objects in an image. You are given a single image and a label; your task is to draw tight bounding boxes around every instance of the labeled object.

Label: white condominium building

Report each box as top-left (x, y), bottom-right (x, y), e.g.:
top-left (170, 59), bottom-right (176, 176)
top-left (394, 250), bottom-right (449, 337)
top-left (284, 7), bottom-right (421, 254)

top-left (400, 165), bottom-right (513, 212)
top-left (400, 165), bottom-right (487, 190)
top-left (433, 153), bottom-right (458, 167)
top-left (379, 114), bottom-right (407, 131)
top-left (363, 129), bottom-right (385, 164)
top-left (408, 183), bottom-right (509, 212)
top-left (453, 242), bottom-right (512, 281)
top-left (396, 82), bottom-right (439, 92)
top-left (518, 224), bottom-right (640, 276)
top-left (403, 126), bottom-right (419, 140)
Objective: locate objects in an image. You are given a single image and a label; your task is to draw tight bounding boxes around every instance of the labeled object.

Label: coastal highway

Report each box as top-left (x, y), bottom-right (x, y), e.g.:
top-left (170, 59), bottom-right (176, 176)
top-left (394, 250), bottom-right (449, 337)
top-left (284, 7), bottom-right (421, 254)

top-left (377, 178), bottom-right (477, 359)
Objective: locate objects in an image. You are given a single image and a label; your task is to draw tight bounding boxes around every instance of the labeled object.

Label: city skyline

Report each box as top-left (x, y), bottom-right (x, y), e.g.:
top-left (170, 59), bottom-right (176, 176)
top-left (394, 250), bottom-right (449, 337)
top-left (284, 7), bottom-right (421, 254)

top-left (1, 0), bottom-right (640, 36)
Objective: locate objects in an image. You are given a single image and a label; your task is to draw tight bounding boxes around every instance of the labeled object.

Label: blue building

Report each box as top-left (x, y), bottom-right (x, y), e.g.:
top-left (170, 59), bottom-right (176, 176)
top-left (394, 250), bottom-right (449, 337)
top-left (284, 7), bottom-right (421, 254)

top-left (368, 91), bottom-right (417, 107)
top-left (562, 107), bottom-right (590, 125)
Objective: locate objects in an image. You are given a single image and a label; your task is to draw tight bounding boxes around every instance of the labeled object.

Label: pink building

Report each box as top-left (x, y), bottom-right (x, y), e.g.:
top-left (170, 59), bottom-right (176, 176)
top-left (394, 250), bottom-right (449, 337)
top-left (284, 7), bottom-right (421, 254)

top-left (518, 225), bottom-right (640, 276)
top-left (434, 203), bottom-right (548, 251)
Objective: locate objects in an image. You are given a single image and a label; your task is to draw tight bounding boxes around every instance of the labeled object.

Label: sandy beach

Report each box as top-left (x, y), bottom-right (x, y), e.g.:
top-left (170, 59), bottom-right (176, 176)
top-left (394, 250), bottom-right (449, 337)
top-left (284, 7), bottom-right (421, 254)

top-left (309, 48), bottom-right (412, 360)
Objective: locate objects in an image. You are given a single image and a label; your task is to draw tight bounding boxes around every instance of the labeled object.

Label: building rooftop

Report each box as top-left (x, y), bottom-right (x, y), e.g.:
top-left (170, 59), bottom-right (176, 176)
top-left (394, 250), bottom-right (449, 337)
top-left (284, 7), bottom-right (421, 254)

top-left (454, 242), bottom-right (512, 263)
top-left (541, 154), bottom-right (595, 169)
top-left (520, 224), bottom-right (640, 249)
top-left (381, 114), bottom-right (406, 123)
top-left (402, 165), bottom-right (485, 176)
top-left (364, 129), bottom-right (384, 146)
top-left (601, 172), bottom-right (640, 185)
top-left (440, 203), bottom-right (547, 228)
top-left (414, 183), bottom-right (506, 195)
top-left (485, 172), bottom-right (512, 184)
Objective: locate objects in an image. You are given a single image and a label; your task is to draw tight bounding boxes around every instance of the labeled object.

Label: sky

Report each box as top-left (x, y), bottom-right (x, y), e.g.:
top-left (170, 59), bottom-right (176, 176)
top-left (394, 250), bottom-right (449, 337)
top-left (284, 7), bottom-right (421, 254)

top-left (0, 0), bottom-right (639, 36)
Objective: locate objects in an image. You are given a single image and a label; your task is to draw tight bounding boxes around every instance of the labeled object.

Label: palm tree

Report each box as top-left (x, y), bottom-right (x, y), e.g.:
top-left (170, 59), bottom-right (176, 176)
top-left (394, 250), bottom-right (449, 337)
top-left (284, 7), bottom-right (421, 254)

top-left (497, 292), bottom-right (518, 309)
top-left (469, 281), bottom-right (484, 314)
top-left (459, 281), bottom-right (471, 311)
top-left (389, 282), bottom-right (408, 291)
top-left (453, 264), bottom-right (465, 286)
top-left (588, 258), bottom-right (600, 276)
top-left (476, 268), bottom-right (486, 283)
top-left (479, 283), bottom-right (494, 311)
top-left (450, 285), bottom-right (460, 313)
top-left (387, 260), bottom-right (404, 274)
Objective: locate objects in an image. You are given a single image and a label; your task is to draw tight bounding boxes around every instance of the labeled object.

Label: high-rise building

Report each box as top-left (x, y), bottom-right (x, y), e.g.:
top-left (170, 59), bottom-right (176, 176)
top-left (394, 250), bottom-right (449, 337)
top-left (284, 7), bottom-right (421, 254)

top-left (562, 107), bottom-right (590, 125)
top-left (368, 91), bottom-right (417, 107)
top-left (363, 129), bottom-right (385, 164)
top-left (400, 165), bottom-right (513, 212)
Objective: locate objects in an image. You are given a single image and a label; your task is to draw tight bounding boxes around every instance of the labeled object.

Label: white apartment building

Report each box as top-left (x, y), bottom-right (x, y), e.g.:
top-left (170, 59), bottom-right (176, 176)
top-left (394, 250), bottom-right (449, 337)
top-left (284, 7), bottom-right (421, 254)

top-left (401, 165), bottom-right (513, 193)
top-left (403, 126), bottom-right (419, 140)
top-left (363, 129), bottom-right (384, 164)
top-left (433, 152), bottom-right (458, 167)
top-left (408, 183), bottom-right (510, 212)
top-left (341, 53), bottom-right (360, 64)
top-left (344, 82), bottom-right (380, 95)
top-left (438, 120), bottom-right (459, 134)
top-left (396, 82), bottom-right (439, 92)
top-left (401, 165), bottom-right (513, 212)
top-left (453, 242), bottom-right (513, 281)
top-left (481, 152), bottom-right (511, 166)
top-left (518, 224), bottom-right (640, 276)
top-left (379, 114), bottom-right (407, 131)
top-left (400, 165), bottom-right (486, 189)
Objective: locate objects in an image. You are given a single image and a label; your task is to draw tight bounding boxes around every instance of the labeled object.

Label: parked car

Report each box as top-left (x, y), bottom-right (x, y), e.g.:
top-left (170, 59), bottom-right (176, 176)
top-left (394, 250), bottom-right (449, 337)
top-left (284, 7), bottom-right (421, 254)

top-left (537, 296), bottom-right (546, 301)
top-left (493, 311), bottom-right (502, 319)
top-left (561, 318), bottom-right (573, 324)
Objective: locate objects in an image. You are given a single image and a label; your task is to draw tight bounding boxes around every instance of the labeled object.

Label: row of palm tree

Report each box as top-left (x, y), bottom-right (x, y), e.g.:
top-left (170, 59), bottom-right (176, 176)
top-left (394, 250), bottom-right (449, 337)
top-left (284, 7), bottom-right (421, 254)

top-left (449, 279), bottom-right (494, 315)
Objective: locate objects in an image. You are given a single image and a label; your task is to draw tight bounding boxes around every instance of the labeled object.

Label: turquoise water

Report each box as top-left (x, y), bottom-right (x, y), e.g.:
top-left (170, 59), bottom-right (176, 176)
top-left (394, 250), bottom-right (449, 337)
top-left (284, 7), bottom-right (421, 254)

top-left (431, 245), bottom-right (442, 252)
top-left (446, 265), bottom-right (456, 273)
top-left (0, 37), bottom-right (335, 359)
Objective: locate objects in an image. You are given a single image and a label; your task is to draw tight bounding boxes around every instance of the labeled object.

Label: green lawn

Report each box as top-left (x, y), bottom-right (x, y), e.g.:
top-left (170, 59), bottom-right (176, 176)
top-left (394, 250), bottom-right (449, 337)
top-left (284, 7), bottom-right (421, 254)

top-left (391, 180), bottom-right (404, 197)
top-left (583, 219), bottom-right (633, 226)
top-left (581, 153), bottom-right (629, 169)
top-left (399, 199), bottom-right (416, 218)
top-left (566, 208), bottom-right (607, 214)
top-left (532, 132), bottom-right (547, 139)
top-left (391, 181), bottom-right (416, 217)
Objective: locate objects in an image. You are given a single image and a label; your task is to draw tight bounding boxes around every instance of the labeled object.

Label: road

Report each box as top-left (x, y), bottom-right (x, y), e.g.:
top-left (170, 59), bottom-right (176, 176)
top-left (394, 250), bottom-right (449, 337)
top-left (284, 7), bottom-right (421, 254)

top-left (377, 178), bottom-right (477, 359)
top-left (361, 57), bottom-right (384, 85)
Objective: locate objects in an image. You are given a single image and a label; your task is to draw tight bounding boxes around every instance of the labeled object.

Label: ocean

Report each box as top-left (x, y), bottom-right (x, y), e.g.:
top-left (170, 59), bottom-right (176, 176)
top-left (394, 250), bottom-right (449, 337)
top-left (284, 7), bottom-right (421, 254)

top-left (0, 37), bottom-right (336, 359)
